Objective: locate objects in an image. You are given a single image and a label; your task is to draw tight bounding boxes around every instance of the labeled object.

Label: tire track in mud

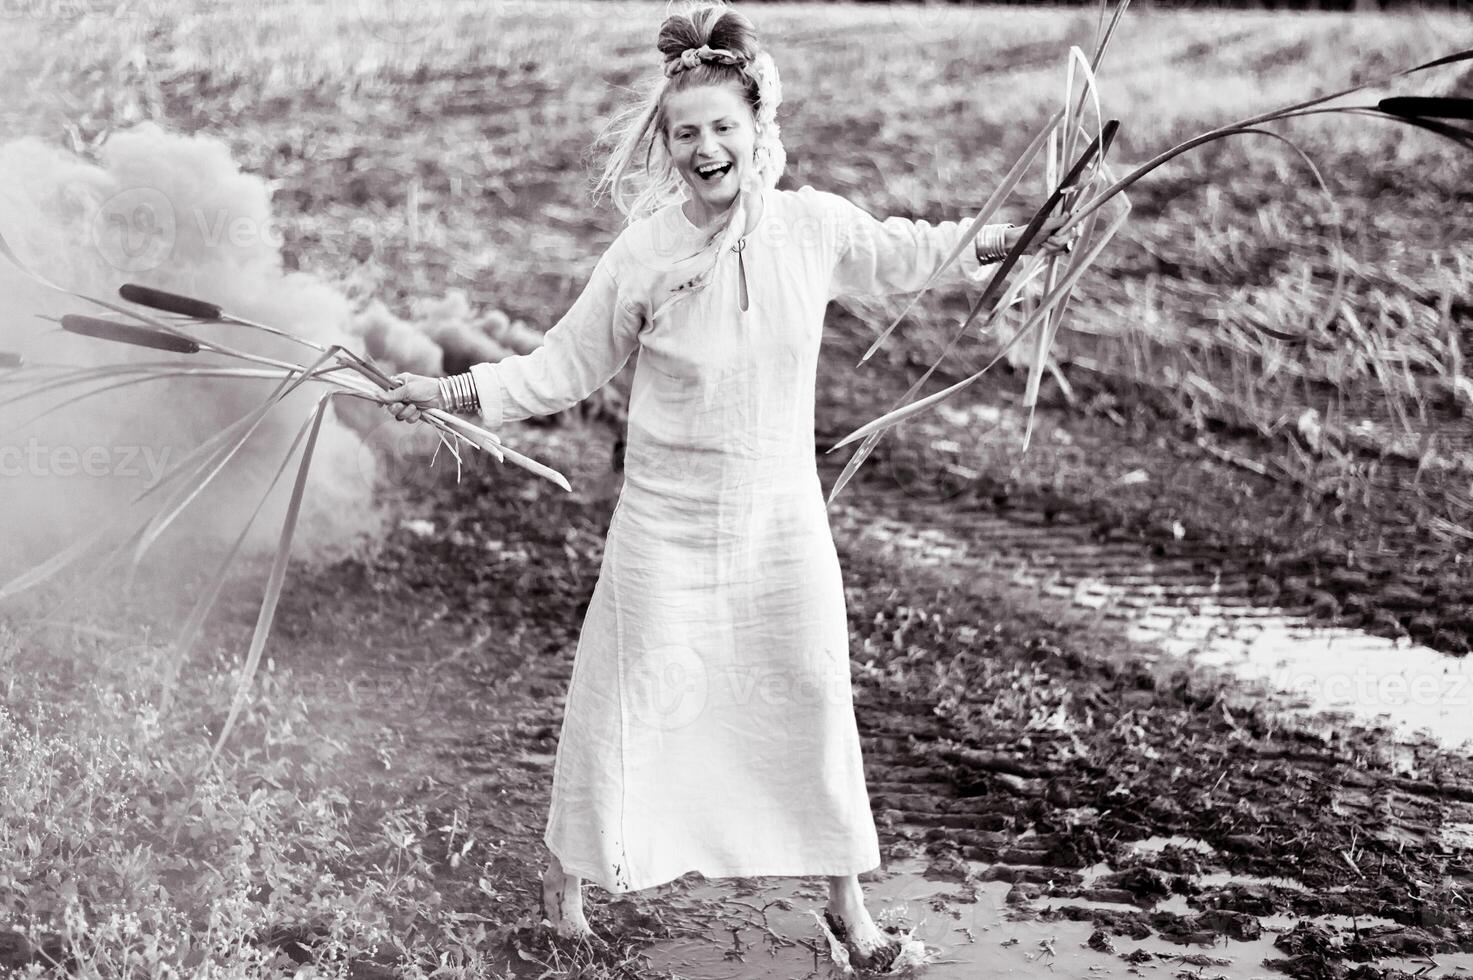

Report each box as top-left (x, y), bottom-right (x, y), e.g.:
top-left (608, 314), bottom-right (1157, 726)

top-left (811, 326), bottom-right (1473, 660)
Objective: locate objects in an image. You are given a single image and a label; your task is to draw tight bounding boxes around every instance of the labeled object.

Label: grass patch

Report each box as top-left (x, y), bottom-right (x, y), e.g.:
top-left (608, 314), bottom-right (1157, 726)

top-left (0, 615), bottom-right (486, 978)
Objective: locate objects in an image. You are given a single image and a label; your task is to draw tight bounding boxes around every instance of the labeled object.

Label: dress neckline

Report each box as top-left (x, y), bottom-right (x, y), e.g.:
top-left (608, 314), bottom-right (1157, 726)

top-left (672, 187), bottom-right (768, 241)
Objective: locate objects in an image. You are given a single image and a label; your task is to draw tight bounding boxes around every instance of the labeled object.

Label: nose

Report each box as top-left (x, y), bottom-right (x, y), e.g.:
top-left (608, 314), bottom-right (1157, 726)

top-left (695, 129), bottom-right (719, 157)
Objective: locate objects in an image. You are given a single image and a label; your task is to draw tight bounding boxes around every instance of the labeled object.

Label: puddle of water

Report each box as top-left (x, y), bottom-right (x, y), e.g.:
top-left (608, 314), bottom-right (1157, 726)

top-left (1136, 611), bottom-right (1473, 751)
top-left (1017, 564), bottom-right (1473, 752)
top-left (635, 857), bottom-right (1473, 980)
top-left (1124, 836), bottom-right (1216, 856)
top-left (815, 511), bottom-right (1473, 976)
top-left (1442, 822), bottom-right (1473, 851)
top-left (1074, 839), bottom-right (1311, 919)
top-left (1191, 871), bottom-right (1307, 894)
top-left (848, 508), bottom-right (1473, 751)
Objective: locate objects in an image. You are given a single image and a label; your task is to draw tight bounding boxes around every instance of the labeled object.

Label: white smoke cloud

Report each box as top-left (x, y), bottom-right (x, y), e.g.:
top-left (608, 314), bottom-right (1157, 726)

top-left (0, 122), bottom-right (391, 584)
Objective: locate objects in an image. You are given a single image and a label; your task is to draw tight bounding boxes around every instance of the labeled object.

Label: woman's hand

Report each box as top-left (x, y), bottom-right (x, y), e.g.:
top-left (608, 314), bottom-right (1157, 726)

top-left (1007, 215), bottom-right (1082, 258)
top-left (376, 373), bottom-right (444, 424)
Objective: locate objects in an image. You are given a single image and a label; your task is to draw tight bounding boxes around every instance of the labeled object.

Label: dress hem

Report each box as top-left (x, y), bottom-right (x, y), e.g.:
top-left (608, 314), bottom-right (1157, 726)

top-left (544, 835), bottom-right (882, 895)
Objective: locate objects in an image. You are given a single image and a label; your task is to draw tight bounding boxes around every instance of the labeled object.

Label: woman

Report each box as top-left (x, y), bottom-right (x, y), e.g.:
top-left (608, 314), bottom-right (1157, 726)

top-left (379, 2), bottom-right (1072, 968)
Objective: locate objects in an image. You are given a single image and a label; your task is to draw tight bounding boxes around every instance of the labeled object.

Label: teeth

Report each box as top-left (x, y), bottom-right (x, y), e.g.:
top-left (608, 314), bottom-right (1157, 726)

top-left (698, 163), bottom-right (730, 177)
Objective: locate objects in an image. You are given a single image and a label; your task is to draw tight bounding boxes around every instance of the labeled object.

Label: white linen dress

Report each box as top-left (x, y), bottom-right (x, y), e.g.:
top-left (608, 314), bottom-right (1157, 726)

top-left (469, 184), bottom-right (994, 893)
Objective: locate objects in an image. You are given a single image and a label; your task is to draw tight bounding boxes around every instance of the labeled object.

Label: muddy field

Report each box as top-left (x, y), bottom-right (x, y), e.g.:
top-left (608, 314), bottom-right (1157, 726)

top-left (150, 409), bottom-right (1473, 978)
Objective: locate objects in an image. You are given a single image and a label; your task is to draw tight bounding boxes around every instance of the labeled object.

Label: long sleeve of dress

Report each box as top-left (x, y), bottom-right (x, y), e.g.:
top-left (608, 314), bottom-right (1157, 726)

top-left (467, 248), bottom-right (644, 429)
top-left (809, 187), bottom-right (995, 301)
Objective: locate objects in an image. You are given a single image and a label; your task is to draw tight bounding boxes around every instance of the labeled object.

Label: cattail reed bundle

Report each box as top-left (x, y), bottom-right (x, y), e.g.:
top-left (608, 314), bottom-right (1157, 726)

top-left (0, 184), bottom-right (577, 768)
top-left (109, 284), bottom-right (571, 490)
top-left (60, 314), bottom-right (201, 354)
top-left (111, 286), bottom-right (568, 493)
top-left (824, 22), bottom-right (1473, 501)
top-left (120, 282), bottom-right (397, 389)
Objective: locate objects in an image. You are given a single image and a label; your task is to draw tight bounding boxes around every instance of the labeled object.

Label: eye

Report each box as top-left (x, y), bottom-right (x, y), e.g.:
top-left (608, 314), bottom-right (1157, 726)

top-left (718, 124), bottom-right (732, 132)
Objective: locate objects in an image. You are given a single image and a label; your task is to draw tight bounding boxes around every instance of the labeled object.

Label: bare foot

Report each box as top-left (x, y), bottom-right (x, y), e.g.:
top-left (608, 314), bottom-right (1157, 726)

top-left (823, 893), bottom-right (900, 971)
top-left (540, 862), bottom-right (594, 940)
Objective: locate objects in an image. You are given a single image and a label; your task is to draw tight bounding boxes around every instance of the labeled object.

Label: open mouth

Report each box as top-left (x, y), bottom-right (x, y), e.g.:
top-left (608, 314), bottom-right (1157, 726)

top-left (695, 162), bottom-right (732, 183)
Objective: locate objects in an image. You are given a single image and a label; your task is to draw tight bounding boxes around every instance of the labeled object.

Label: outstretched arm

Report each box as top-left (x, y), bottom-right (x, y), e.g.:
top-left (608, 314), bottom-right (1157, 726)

top-left (815, 188), bottom-right (1073, 300)
top-left (467, 249), bottom-right (643, 429)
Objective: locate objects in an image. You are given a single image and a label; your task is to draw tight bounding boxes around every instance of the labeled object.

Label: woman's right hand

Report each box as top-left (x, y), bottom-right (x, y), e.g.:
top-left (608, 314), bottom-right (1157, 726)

top-left (376, 373), bottom-right (444, 424)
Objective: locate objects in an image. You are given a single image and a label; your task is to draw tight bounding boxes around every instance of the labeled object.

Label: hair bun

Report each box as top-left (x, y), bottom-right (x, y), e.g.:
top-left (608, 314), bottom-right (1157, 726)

top-left (656, 4), bottom-right (761, 70)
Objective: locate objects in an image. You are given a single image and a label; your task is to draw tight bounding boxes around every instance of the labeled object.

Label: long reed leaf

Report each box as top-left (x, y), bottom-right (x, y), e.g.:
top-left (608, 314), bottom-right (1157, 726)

top-left (0, 364), bottom-right (316, 601)
top-left (429, 409), bottom-right (578, 490)
top-left (1088, 0), bottom-right (1130, 74)
top-left (208, 392), bottom-right (338, 764)
top-left (159, 400), bottom-right (319, 714)
top-left (130, 349), bottom-right (341, 569)
top-left (1029, 42), bottom-right (1111, 449)
top-left (0, 362), bottom-right (182, 410)
top-left (858, 109), bottom-right (1065, 364)
top-left (831, 202), bottom-right (1133, 453)
top-left (1291, 106), bottom-right (1473, 150)
top-left (1020, 183), bottom-right (1126, 448)
top-left (0, 530), bottom-right (114, 602)
top-left (1060, 47), bottom-right (1105, 177)
top-left (827, 123), bottom-right (1118, 502)
top-left (0, 366), bottom-right (330, 438)
top-left (1064, 47), bottom-right (1473, 231)
top-left (491, 442), bottom-right (570, 492)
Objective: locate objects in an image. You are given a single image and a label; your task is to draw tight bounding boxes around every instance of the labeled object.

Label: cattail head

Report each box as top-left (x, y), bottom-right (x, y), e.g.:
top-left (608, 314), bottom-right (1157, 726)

top-left (61, 314), bottom-right (201, 354)
top-left (1378, 96), bottom-right (1473, 120)
top-left (119, 283), bottom-right (223, 320)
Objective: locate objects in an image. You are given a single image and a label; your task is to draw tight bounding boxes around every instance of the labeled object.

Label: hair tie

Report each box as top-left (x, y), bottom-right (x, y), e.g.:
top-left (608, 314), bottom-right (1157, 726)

top-left (664, 44), bottom-right (747, 78)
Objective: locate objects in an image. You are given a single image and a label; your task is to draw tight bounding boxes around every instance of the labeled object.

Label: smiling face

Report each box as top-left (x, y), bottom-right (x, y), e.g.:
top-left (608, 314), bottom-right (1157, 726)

top-left (662, 82), bottom-right (758, 226)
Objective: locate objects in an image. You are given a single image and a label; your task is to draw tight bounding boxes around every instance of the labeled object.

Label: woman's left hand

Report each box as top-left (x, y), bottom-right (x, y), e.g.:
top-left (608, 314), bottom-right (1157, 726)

top-left (376, 373), bottom-right (444, 424)
top-left (1008, 215), bottom-right (1082, 258)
